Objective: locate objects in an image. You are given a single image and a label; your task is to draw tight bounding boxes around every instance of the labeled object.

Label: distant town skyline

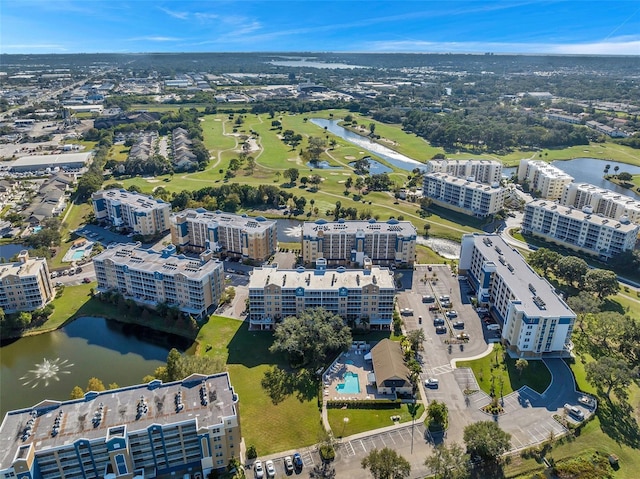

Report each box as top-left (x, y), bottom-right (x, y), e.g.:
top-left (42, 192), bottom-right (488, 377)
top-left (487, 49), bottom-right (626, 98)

top-left (1, 0), bottom-right (639, 56)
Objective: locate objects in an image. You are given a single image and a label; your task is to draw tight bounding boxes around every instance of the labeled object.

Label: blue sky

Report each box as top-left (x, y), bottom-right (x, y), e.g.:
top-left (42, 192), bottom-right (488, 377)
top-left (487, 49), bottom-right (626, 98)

top-left (1, 1), bottom-right (639, 55)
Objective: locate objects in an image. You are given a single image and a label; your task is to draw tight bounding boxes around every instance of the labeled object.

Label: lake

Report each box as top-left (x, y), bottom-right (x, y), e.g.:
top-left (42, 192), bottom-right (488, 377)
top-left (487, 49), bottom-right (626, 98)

top-left (310, 118), bottom-right (426, 171)
top-left (0, 243), bottom-right (29, 261)
top-left (0, 317), bottom-right (189, 416)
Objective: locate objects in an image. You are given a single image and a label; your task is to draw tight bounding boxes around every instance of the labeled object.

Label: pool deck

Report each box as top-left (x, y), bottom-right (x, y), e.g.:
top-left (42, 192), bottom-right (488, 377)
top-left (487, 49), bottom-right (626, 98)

top-left (61, 242), bottom-right (94, 263)
top-left (323, 342), bottom-right (396, 402)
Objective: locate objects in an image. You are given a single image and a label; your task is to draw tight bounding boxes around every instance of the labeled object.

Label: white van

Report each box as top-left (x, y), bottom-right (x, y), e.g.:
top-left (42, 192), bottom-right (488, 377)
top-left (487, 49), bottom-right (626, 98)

top-left (487, 324), bottom-right (501, 331)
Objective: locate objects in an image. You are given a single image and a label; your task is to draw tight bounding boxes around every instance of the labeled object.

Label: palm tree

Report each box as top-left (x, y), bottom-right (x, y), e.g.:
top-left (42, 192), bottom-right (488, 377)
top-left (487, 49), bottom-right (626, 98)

top-left (614, 165), bottom-right (620, 176)
top-left (604, 164), bottom-right (610, 176)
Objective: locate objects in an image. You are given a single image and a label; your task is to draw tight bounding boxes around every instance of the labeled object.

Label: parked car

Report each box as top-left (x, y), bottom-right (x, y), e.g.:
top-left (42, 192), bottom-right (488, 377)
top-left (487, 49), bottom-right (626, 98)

top-left (456, 332), bottom-right (470, 340)
top-left (453, 321), bottom-right (465, 329)
top-left (400, 308), bottom-right (414, 316)
top-left (564, 404), bottom-right (584, 421)
top-left (578, 395), bottom-right (596, 408)
top-left (55, 281), bottom-right (63, 287)
top-left (429, 305), bottom-right (439, 311)
top-left (76, 267), bottom-right (83, 273)
top-left (425, 378), bottom-right (439, 388)
top-left (82, 277), bottom-right (92, 283)
top-left (293, 452), bottom-right (303, 470)
top-left (435, 325), bottom-right (447, 334)
top-left (422, 295), bottom-right (435, 303)
top-left (254, 460), bottom-right (264, 479)
top-left (446, 310), bottom-right (458, 318)
top-left (284, 456), bottom-right (294, 473)
top-left (433, 317), bottom-right (445, 326)
top-left (418, 315), bottom-right (423, 324)
top-left (487, 324), bottom-right (501, 331)
top-left (265, 460), bottom-right (276, 478)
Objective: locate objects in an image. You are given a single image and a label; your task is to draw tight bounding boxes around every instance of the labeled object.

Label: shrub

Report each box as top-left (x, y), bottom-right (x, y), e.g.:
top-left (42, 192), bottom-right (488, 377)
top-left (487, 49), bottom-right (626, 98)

top-left (319, 444), bottom-right (335, 461)
top-left (246, 445), bottom-right (257, 460)
top-left (326, 399), bottom-right (402, 409)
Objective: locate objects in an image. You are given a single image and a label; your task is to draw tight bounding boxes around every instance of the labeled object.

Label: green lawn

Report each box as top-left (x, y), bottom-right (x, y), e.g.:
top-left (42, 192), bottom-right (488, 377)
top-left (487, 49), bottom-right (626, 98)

top-left (193, 316), bottom-right (323, 456)
top-left (416, 244), bottom-right (449, 265)
top-left (327, 404), bottom-right (424, 438)
top-left (456, 345), bottom-right (551, 396)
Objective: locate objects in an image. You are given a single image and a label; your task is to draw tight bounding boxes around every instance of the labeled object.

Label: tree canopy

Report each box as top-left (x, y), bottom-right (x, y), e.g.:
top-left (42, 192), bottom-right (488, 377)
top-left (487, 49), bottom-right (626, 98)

top-left (424, 443), bottom-right (469, 479)
top-left (583, 269), bottom-right (619, 299)
top-left (463, 421), bottom-right (511, 462)
top-left (269, 308), bottom-right (352, 369)
top-left (361, 447), bottom-right (411, 479)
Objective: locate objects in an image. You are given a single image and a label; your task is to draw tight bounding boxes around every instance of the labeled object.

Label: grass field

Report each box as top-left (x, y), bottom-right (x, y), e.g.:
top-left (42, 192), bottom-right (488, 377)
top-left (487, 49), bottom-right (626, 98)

top-left (327, 404), bottom-right (424, 438)
top-left (193, 316), bottom-right (323, 456)
top-left (457, 346), bottom-right (551, 396)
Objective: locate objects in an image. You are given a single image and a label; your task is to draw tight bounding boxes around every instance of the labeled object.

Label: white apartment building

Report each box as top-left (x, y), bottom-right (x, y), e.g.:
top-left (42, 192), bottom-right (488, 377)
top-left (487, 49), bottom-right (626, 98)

top-left (92, 189), bottom-right (171, 237)
top-left (459, 234), bottom-right (576, 357)
top-left (426, 159), bottom-right (503, 184)
top-left (171, 209), bottom-right (277, 262)
top-left (423, 173), bottom-right (505, 217)
top-left (248, 259), bottom-right (395, 330)
top-left (93, 243), bottom-right (225, 318)
top-left (522, 200), bottom-right (639, 260)
top-left (0, 251), bottom-right (53, 313)
top-left (302, 218), bottom-right (416, 267)
top-left (517, 159), bottom-right (574, 200)
top-left (560, 183), bottom-right (640, 224)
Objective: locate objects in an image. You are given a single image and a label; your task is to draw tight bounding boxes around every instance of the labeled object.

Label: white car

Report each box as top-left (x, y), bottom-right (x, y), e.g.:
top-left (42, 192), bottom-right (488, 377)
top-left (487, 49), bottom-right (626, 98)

top-left (446, 310), bottom-right (458, 318)
top-left (425, 378), bottom-right (439, 388)
top-left (254, 460), bottom-right (264, 479)
top-left (284, 456), bottom-right (294, 473)
top-left (265, 460), bottom-right (276, 478)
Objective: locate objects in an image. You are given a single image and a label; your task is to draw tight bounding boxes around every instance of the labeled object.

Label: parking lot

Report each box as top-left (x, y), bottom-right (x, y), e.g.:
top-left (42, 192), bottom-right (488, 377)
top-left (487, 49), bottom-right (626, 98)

top-left (341, 424), bottom-right (427, 459)
top-left (75, 224), bottom-right (136, 247)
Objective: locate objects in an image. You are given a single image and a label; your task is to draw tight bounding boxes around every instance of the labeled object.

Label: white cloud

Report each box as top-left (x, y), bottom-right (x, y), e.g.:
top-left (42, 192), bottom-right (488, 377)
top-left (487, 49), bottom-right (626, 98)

top-left (158, 7), bottom-right (189, 20)
top-left (365, 39), bottom-right (640, 55)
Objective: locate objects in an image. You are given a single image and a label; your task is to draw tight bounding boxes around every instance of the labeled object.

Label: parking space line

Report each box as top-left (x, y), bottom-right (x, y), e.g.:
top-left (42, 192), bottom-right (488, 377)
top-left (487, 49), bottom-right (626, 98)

top-left (343, 441), bottom-right (355, 457)
top-left (357, 439), bottom-right (367, 453)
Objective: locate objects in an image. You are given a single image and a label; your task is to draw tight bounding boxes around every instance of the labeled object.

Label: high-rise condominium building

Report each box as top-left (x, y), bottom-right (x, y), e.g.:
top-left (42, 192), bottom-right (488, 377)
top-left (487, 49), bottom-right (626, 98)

top-left (560, 183), bottom-right (640, 224)
top-left (459, 234), bottom-right (576, 357)
top-left (517, 159), bottom-right (574, 200)
top-left (0, 373), bottom-right (241, 479)
top-left (0, 250), bottom-right (53, 313)
top-left (92, 189), bottom-right (171, 237)
top-left (426, 159), bottom-right (503, 184)
top-left (171, 209), bottom-right (277, 262)
top-left (423, 173), bottom-right (505, 217)
top-left (302, 219), bottom-right (416, 267)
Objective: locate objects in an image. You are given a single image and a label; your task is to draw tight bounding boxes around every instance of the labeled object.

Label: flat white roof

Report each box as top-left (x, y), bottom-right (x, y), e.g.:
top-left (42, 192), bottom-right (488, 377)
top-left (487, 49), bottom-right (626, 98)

top-left (10, 152), bottom-right (92, 169)
top-left (528, 200), bottom-right (639, 232)
top-left (249, 265), bottom-right (395, 290)
top-left (303, 219), bottom-right (416, 237)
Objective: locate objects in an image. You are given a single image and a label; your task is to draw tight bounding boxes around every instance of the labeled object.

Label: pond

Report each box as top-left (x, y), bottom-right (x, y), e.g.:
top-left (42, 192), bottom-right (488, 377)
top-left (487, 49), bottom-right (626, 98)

top-left (0, 317), bottom-right (189, 416)
top-left (0, 243), bottom-right (29, 261)
top-left (276, 218), bottom-right (303, 242)
top-left (349, 157), bottom-right (393, 175)
top-left (310, 118), bottom-right (426, 172)
top-left (306, 160), bottom-right (341, 169)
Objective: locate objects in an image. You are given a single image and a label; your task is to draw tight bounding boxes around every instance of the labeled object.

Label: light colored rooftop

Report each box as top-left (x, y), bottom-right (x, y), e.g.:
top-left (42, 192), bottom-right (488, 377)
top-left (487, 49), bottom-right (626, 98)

top-left (302, 218), bottom-right (416, 237)
top-left (0, 373), bottom-right (237, 469)
top-left (93, 189), bottom-right (169, 211)
top-left (10, 152), bottom-right (92, 169)
top-left (94, 243), bottom-right (223, 280)
top-left (467, 234), bottom-right (575, 318)
top-left (424, 172), bottom-right (504, 192)
top-left (173, 208), bottom-right (276, 233)
top-left (528, 200), bottom-right (639, 232)
top-left (0, 255), bottom-right (46, 279)
top-left (249, 264), bottom-right (396, 290)
top-left (428, 159), bottom-right (502, 167)
top-left (567, 183), bottom-right (640, 209)
top-left (521, 160), bottom-right (574, 179)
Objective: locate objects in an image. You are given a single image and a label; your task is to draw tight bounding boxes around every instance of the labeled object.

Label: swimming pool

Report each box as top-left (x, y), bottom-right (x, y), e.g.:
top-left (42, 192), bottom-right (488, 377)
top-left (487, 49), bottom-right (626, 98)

top-left (71, 250), bottom-right (85, 260)
top-left (336, 372), bottom-right (360, 394)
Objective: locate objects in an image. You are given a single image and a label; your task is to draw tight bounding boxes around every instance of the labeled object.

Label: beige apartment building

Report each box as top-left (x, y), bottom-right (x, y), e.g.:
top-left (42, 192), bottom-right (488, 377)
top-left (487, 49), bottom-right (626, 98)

top-left (171, 209), bottom-right (277, 262)
top-left (423, 173), bottom-right (505, 217)
top-left (92, 189), bottom-right (171, 237)
top-left (0, 373), bottom-right (241, 479)
top-left (93, 243), bottom-right (225, 318)
top-left (517, 159), bottom-right (574, 200)
top-left (302, 218), bottom-right (416, 267)
top-left (248, 259), bottom-right (396, 330)
top-left (0, 250), bottom-right (53, 313)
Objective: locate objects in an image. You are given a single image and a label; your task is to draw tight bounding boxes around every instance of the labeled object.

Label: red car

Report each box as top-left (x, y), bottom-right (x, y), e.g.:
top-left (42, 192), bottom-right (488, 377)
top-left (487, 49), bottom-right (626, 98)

top-left (82, 277), bottom-right (92, 283)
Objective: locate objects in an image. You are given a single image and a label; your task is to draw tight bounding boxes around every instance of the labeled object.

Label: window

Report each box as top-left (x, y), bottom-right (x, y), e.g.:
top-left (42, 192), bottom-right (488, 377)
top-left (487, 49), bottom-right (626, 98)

top-left (115, 454), bottom-right (128, 475)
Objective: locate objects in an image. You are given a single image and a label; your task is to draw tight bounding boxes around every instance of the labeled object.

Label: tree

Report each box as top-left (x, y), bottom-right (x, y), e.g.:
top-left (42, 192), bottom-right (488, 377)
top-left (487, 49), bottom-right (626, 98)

top-left (463, 421), bottom-right (511, 463)
top-left (556, 256), bottom-right (589, 286)
top-left (270, 308), bottom-right (352, 369)
top-left (304, 136), bottom-right (327, 161)
top-left (617, 171), bottom-right (633, 181)
top-left (584, 269), bottom-right (619, 299)
top-left (361, 448), bottom-right (411, 479)
top-left (86, 377), bottom-right (106, 392)
top-left (566, 291), bottom-right (602, 316)
top-left (70, 386), bottom-right (85, 399)
top-left (515, 359), bottom-right (529, 377)
top-left (369, 123), bottom-right (376, 136)
top-left (585, 356), bottom-right (638, 401)
top-left (427, 401), bottom-right (448, 429)
top-left (283, 167), bottom-right (299, 185)
top-left (17, 311), bottom-right (32, 329)
top-left (424, 443), bottom-right (469, 479)
top-left (423, 224), bottom-right (431, 237)
top-left (614, 165), bottom-right (620, 175)
top-left (580, 311), bottom-right (626, 355)
top-left (407, 329), bottom-right (425, 352)
top-left (527, 248), bottom-right (561, 275)
top-left (166, 348), bottom-right (182, 382)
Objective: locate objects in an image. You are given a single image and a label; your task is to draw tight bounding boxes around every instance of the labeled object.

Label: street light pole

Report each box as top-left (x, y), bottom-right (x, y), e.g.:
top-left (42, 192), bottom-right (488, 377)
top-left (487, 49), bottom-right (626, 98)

top-left (342, 417), bottom-right (349, 438)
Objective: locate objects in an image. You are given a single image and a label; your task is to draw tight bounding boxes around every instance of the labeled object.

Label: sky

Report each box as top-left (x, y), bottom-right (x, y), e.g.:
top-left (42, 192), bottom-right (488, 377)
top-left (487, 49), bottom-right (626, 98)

top-left (1, 0), bottom-right (639, 56)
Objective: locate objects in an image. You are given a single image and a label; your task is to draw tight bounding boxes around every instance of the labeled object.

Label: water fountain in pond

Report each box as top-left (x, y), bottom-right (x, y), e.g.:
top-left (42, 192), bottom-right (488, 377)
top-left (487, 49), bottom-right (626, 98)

top-left (19, 358), bottom-right (74, 388)
top-left (282, 225), bottom-right (303, 239)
